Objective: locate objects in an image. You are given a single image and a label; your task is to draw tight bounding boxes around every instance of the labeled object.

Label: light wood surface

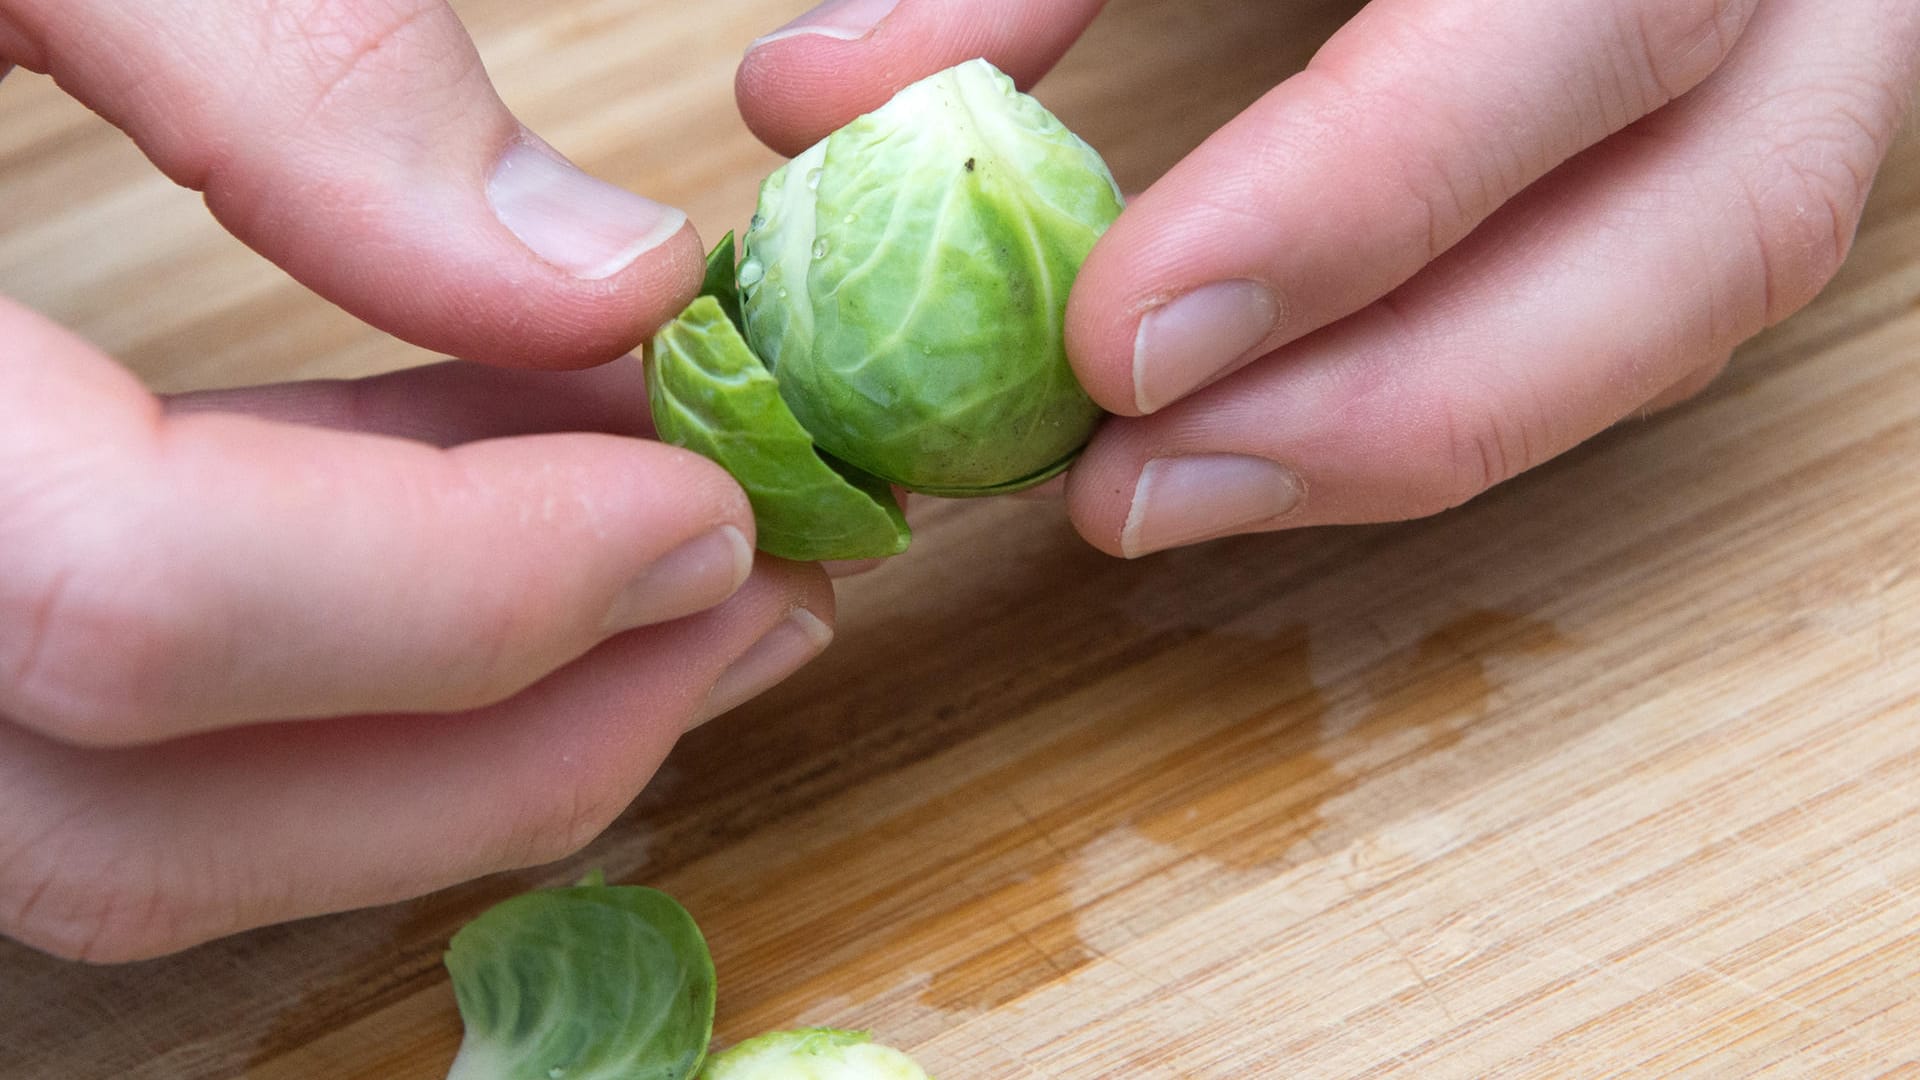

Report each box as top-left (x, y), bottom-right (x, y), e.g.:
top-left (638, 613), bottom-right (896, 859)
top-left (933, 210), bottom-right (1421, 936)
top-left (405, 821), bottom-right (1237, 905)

top-left (6, 1), bottom-right (1920, 1076)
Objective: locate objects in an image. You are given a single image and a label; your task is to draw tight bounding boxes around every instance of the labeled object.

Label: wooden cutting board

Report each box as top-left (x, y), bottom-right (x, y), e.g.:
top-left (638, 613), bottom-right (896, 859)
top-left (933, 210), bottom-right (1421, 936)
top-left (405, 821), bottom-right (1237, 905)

top-left (5, 1), bottom-right (1920, 1076)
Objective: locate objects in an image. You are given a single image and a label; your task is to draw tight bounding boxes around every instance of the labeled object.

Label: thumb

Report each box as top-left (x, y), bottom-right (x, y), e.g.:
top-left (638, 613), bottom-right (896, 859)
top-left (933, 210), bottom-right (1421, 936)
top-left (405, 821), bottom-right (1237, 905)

top-left (0, 0), bottom-right (703, 368)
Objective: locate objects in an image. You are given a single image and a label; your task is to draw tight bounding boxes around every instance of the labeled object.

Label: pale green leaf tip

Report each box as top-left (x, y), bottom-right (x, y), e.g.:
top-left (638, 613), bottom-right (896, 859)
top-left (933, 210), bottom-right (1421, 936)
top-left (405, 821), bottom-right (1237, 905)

top-left (698, 1028), bottom-right (931, 1080)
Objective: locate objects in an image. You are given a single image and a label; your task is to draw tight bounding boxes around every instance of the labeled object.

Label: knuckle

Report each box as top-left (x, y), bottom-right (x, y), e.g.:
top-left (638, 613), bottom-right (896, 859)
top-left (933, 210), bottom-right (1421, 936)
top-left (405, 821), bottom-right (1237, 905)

top-left (1428, 391), bottom-right (1548, 514)
top-left (501, 774), bottom-right (628, 870)
top-left (1633, 0), bottom-right (1756, 103)
top-left (0, 418), bottom-right (187, 744)
top-left (2, 546), bottom-right (206, 747)
top-left (1406, 144), bottom-right (1493, 265)
top-left (1304, 20), bottom-right (1506, 260)
top-left (1310, 88), bottom-right (1510, 266)
top-left (1742, 84), bottom-right (1898, 322)
top-left (1311, 304), bottom-right (1554, 520)
top-left (1, 820), bottom-right (202, 963)
top-left (7, 878), bottom-right (177, 964)
top-left (261, 0), bottom-right (469, 119)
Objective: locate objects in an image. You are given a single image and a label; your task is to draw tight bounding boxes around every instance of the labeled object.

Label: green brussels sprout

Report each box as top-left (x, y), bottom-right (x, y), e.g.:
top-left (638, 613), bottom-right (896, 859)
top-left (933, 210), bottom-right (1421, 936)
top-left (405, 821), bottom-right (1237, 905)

top-left (646, 59), bottom-right (1121, 561)
top-left (698, 1029), bottom-right (931, 1080)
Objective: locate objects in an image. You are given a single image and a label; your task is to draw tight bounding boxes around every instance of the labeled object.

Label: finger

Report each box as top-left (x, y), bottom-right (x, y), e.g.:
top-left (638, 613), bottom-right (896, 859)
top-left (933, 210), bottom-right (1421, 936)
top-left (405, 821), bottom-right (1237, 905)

top-left (1067, 0), bottom-right (1763, 416)
top-left (0, 560), bottom-right (833, 962)
top-left (1067, 0), bottom-right (1915, 557)
top-left (0, 0), bottom-right (703, 368)
top-left (735, 0), bottom-right (1109, 156)
top-left (176, 367), bottom-right (936, 581)
top-left (173, 360), bottom-right (910, 570)
top-left (166, 355), bottom-right (658, 447)
top-left (0, 300), bottom-right (755, 745)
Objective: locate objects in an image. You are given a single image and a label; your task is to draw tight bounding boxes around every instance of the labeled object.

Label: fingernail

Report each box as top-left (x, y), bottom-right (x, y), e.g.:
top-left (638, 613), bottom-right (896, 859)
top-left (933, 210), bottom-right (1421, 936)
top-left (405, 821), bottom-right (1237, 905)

top-left (1132, 280), bottom-right (1281, 413)
top-left (750, 0), bottom-right (900, 48)
top-left (694, 609), bottom-right (835, 727)
top-left (603, 526), bottom-right (753, 633)
top-left (1120, 454), bottom-right (1303, 558)
top-left (487, 138), bottom-right (686, 280)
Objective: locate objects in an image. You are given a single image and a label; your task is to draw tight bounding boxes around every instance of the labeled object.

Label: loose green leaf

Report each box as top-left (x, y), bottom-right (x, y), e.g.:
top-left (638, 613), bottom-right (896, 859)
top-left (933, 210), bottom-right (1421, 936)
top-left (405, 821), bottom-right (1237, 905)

top-left (646, 297), bottom-right (911, 562)
top-left (698, 1029), bottom-right (932, 1080)
top-left (443, 880), bottom-right (716, 1080)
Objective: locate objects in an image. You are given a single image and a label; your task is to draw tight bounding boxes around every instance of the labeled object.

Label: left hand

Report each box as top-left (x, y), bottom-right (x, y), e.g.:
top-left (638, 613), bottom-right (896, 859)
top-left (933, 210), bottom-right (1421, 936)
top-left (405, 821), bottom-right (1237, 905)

top-left (735, 0), bottom-right (1919, 556)
top-left (0, 0), bottom-right (833, 962)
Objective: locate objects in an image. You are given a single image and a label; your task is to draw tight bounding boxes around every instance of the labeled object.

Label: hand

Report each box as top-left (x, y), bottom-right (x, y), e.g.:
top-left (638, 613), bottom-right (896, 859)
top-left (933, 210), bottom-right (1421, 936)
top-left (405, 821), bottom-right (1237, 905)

top-left (737, 0), bottom-right (1919, 556)
top-left (0, 0), bottom-right (834, 961)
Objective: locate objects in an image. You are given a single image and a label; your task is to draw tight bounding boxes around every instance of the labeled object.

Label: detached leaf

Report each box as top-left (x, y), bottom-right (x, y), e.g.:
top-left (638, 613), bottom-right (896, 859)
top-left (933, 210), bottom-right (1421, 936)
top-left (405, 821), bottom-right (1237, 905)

top-left (647, 296), bottom-right (911, 562)
top-left (700, 233), bottom-right (745, 333)
top-left (443, 881), bottom-right (716, 1080)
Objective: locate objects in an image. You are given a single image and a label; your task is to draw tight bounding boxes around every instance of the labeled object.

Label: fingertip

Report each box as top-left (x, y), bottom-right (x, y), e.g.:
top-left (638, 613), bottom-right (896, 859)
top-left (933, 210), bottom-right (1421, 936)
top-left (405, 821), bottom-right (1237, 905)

top-left (201, 121), bottom-right (709, 370)
top-left (1066, 195), bottom-right (1184, 417)
top-left (734, 38), bottom-right (881, 157)
top-left (685, 557), bottom-right (836, 728)
top-left (673, 440), bottom-right (761, 546)
top-left (735, 0), bottom-right (1106, 157)
top-left (1064, 269), bottom-right (1149, 418)
top-left (745, 553), bottom-right (838, 629)
top-left (1067, 185), bottom-right (1287, 418)
top-left (733, 0), bottom-right (915, 157)
top-left (409, 176), bottom-right (708, 371)
top-left (1064, 444), bottom-right (1137, 559)
top-left (545, 434), bottom-right (759, 548)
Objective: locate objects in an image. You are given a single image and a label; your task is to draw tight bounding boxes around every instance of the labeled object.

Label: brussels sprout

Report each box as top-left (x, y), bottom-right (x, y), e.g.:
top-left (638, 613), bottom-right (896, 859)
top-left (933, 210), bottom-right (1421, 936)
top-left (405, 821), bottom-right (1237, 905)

top-left (443, 873), bottom-right (715, 1080)
top-left (646, 59), bottom-right (1121, 560)
top-left (698, 1029), bottom-right (932, 1080)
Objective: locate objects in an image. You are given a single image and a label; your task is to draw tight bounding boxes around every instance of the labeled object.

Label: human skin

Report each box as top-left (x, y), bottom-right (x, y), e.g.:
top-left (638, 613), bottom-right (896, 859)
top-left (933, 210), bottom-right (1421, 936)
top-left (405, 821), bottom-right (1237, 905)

top-left (737, 0), bottom-right (1920, 556)
top-left (5, 0), bottom-right (1916, 963)
top-left (0, 0), bottom-right (836, 962)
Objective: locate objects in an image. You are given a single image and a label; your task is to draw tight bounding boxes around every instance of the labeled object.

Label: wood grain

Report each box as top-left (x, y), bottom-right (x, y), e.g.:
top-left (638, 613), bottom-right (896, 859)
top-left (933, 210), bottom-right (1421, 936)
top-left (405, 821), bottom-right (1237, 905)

top-left (4, 0), bottom-right (1920, 1076)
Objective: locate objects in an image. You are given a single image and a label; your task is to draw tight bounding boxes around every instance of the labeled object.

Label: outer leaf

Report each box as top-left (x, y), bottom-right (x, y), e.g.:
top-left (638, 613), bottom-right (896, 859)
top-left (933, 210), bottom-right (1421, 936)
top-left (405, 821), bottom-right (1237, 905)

top-left (739, 59), bottom-right (1119, 495)
top-left (646, 296), bottom-right (910, 561)
top-left (443, 883), bottom-right (716, 1080)
top-left (700, 232), bottom-right (744, 333)
top-left (698, 1029), bottom-right (932, 1080)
